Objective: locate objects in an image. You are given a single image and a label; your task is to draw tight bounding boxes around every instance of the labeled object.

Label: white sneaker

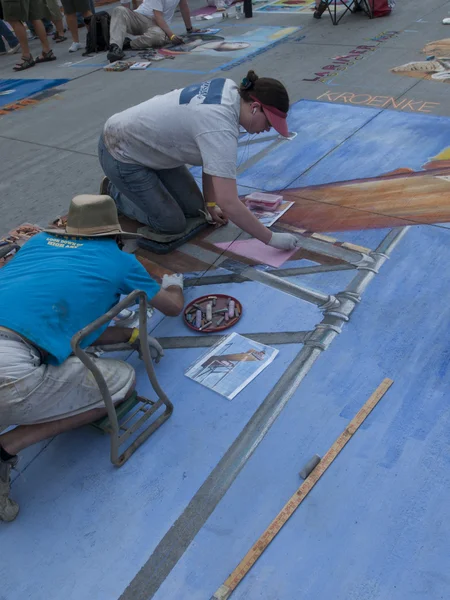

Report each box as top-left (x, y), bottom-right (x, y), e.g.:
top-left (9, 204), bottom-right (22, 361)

top-left (7, 44), bottom-right (21, 55)
top-left (69, 42), bottom-right (82, 52)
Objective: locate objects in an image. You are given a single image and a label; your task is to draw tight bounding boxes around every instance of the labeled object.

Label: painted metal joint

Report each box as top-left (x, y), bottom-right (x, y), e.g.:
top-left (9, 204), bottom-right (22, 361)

top-left (318, 295), bottom-right (340, 312)
top-left (303, 323), bottom-right (342, 350)
top-left (357, 251), bottom-right (389, 274)
top-left (337, 290), bottom-right (361, 304)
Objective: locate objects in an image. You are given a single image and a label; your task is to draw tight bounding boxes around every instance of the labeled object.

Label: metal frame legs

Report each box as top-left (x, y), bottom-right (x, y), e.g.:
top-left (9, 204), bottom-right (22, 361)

top-left (326, 0), bottom-right (374, 24)
top-left (71, 290), bottom-right (173, 467)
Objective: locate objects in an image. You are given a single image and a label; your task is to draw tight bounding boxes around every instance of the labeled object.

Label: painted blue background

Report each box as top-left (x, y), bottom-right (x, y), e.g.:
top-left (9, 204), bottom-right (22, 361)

top-left (2, 101), bottom-right (450, 600)
top-left (0, 79), bottom-right (69, 108)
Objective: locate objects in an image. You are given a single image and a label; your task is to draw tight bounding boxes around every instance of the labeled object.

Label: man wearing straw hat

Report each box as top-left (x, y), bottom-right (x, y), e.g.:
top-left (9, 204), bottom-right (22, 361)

top-left (0, 194), bottom-right (184, 522)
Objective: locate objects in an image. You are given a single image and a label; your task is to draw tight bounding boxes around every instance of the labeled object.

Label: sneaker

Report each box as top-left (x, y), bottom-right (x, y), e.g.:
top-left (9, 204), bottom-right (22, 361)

top-left (107, 44), bottom-right (125, 63)
top-left (69, 42), bottom-right (83, 53)
top-left (123, 37), bottom-right (132, 51)
top-left (0, 454), bottom-right (19, 522)
top-left (99, 176), bottom-right (110, 196)
top-left (7, 44), bottom-right (21, 55)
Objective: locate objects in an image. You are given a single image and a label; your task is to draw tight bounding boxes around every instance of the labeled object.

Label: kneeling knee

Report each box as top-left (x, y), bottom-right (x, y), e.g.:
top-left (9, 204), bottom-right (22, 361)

top-left (160, 214), bottom-right (186, 235)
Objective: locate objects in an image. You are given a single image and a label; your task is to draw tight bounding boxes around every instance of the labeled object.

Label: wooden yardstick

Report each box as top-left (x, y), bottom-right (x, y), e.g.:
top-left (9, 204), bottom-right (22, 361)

top-left (211, 378), bottom-right (394, 600)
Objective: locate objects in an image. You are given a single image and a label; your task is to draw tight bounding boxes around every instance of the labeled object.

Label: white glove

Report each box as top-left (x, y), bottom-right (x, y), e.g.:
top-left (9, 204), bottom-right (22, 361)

top-left (267, 232), bottom-right (300, 250)
top-left (161, 273), bottom-right (183, 290)
top-left (134, 335), bottom-right (164, 363)
top-left (146, 336), bottom-right (164, 363)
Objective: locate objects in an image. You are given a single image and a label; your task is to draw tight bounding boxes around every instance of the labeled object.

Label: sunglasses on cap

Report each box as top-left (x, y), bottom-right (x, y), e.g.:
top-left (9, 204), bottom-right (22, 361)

top-left (250, 94), bottom-right (289, 138)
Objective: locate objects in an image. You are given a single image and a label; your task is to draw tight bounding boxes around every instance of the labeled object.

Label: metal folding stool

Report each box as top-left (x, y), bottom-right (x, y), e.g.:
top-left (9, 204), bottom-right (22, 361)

top-left (71, 290), bottom-right (173, 467)
top-left (325, 0), bottom-right (374, 25)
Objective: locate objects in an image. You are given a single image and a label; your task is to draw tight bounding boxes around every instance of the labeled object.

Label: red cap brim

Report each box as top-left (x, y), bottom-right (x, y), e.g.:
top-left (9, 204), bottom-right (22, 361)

top-left (263, 106), bottom-right (289, 137)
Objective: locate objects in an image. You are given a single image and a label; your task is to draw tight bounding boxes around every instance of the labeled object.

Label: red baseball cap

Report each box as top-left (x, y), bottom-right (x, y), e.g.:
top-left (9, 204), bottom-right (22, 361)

top-left (251, 94), bottom-right (289, 137)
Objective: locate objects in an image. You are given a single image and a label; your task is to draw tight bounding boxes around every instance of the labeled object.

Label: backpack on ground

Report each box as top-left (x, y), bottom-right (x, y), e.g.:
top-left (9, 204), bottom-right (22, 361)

top-left (371, 0), bottom-right (393, 18)
top-left (83, 11), bottom-right (111, 55)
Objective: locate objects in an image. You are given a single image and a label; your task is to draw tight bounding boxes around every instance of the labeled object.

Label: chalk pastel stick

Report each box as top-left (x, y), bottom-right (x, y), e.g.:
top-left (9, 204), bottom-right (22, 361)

top-left (195, 309), bottom-right (202, 328)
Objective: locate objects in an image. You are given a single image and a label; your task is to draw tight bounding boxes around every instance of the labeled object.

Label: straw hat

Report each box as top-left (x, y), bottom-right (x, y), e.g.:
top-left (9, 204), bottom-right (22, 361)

top-left (45, 195), bottom-right (141, 239)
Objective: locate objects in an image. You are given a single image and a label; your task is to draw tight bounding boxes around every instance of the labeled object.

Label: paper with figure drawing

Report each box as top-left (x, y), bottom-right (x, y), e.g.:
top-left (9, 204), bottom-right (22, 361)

top-left (185, 333), bottom-right (279, 400)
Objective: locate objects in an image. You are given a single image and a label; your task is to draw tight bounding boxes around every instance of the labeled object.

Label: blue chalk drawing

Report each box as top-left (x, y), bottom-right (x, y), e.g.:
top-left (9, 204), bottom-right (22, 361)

top-left (0, 78), bottom-right (69, 108)
top-left (3, 99), bottom-right (450, 600)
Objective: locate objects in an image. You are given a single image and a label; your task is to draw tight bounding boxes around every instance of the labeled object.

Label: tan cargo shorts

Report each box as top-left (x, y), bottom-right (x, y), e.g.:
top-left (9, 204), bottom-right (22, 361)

top-left (1, 0), bottom-right (46, 22)
top-left (0, 331), bottom-right (135, 427)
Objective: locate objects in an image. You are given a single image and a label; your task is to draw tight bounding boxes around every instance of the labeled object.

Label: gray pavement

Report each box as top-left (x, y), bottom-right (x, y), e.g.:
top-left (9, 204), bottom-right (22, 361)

top-left (1, 0), bottom-right (449, 235)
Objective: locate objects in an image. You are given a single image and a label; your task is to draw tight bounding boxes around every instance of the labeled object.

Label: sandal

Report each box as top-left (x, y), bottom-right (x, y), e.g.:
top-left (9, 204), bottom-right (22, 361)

top-left (13, 55), bottom-right (35, 71)
top-left (53, 34), bottom-right (67, 43)
top-left (35, 49), bottom-right (57, 63)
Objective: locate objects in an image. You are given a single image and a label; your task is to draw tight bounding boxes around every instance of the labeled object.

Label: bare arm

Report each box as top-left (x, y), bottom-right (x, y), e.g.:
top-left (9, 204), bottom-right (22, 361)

top-left (92, 287), bottom-right (182, 345)
top-left (152, 9), bottom-right (178, 41)
top-left (179, 0), bottom-right (193, 31)
top-left (93, 327), bottom-right (134, 345)
top-left (202, 172), bottom-right (272, 244)
top-left (149, 286), bottom-right (184, 316)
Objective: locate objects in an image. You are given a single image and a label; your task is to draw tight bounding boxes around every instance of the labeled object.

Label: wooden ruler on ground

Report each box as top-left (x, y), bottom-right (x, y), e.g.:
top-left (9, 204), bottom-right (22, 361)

top-left (211, 378), bottom-right (394, 600)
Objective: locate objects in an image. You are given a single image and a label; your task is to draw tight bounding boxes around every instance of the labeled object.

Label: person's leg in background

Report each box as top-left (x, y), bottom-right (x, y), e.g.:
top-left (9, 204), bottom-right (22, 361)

top-left (26, 17), bottom-right (53, 37)
top-left (75, 0), bottom-right (93, 28)
top-left (6, 19), bottom-right (34, 67)
top-left (43, 0), bottom-right (66, 41)
top-left (98, 135), bottom-right (188, 233)
top-left (43, 16), bottom-right (54, 32)
top-left (30, 16), bottom-right (55, 60)
top-left (25, 0), bottom-right (57, 64)
top-left (62, 0), bottom-right (91, 51)
top-left (3, 0), bottom-right (37, 67)
top-left (0, 18), bottom-right (20, 53)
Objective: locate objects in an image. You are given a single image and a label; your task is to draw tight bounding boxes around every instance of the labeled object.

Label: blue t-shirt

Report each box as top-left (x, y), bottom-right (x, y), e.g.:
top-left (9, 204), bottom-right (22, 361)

top-left (0, 233), bottom-right (160, 365)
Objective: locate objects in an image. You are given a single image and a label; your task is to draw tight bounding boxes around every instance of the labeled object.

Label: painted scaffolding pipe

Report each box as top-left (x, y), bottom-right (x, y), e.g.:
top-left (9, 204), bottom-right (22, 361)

top-left (240, 267), bottom-right (340, 309)
top-left (119, 227), bottom-right (410, 600)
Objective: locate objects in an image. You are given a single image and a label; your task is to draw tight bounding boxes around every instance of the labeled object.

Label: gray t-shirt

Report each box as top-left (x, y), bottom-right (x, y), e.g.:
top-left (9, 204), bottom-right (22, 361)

top-left (103, 78), bottom-right (240, 180)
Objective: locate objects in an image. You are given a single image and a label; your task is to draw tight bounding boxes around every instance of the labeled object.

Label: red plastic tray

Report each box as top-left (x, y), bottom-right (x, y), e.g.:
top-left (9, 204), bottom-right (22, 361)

top-left (183, 294), bottom-right (242, 333)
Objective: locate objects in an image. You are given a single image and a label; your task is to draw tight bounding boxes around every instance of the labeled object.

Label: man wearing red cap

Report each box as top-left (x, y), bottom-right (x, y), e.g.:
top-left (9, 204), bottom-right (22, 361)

top-left (98, 70), bottom-right (299, 251)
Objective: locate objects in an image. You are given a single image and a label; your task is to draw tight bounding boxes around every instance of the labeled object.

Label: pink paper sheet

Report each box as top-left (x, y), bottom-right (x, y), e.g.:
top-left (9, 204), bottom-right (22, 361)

top-left (214, 239), bottom-right (296, 268)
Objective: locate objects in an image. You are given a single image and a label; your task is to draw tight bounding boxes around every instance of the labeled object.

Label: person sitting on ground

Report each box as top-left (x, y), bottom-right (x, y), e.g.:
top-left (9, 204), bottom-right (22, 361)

top-left (1, 0), bottom-right (57, 70)
top-left (107, 0), bottom-right (196, 63)
top-left (98, 70), bottom-right (300, 252)
top-left (0, 194), bottom-right (184, 522)
top-left (60, 0), bottom-right (92, 52)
